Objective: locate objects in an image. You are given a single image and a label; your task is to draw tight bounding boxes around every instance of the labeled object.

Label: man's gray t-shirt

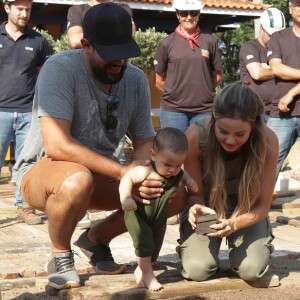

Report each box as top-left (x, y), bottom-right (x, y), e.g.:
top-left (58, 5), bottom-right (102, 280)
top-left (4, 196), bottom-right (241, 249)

top-left (14, 49), bottom-right (155, 187)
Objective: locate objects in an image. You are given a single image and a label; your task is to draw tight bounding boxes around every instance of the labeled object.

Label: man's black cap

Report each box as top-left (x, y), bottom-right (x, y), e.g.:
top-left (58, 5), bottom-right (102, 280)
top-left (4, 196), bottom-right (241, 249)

top-left (82, 3), bottom-right (141, 61)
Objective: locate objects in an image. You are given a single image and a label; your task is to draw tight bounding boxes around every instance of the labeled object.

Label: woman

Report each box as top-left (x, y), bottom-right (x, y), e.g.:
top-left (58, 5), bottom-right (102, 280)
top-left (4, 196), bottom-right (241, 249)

top-left (177, 81), bottom-right (279, 282)
top-left (154, 0), bottom-right (223, 133)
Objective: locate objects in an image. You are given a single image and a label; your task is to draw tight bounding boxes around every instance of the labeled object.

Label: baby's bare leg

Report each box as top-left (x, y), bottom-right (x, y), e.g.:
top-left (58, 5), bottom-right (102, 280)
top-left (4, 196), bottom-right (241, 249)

top-left (134, 256), bottom-right (162, 291)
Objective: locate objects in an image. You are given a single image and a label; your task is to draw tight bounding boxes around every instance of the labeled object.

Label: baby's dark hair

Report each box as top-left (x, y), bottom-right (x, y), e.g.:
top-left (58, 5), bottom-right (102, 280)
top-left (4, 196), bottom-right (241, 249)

top-left (153, 127), bottom-right (188, 154)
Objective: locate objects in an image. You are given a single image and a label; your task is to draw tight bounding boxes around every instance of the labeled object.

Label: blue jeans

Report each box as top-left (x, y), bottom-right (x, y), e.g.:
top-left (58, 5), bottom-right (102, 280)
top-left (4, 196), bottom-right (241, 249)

top-left (267, 116), bottom-right (300, 179)
top-left (160, 108), bottom-right (211, 132)
top-left (0, 111), bottom-right (32, 206)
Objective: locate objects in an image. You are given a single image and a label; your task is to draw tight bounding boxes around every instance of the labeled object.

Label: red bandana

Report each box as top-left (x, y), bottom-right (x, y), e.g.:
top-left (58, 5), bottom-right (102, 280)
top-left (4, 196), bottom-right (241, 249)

top-left (175, 25), bottom-right (200, 50)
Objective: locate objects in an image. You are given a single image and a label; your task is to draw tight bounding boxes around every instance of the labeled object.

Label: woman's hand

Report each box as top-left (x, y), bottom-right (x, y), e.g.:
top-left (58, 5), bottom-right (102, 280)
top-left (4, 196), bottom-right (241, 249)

top-left (206, 218), bottom-right (235, 238)
top-left (188, 204), bottom-right (216, 229)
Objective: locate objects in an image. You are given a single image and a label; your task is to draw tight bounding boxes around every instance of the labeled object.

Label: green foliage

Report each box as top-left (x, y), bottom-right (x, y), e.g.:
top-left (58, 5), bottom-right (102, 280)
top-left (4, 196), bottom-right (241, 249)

top-left (214, 21), bottom-right (254, 85)
top-left (129, 28), bottom-right (167, 70)
top-left (34, 28), bottom-right (70, 54)
top-left (51, 33), bottom-right (71, 53)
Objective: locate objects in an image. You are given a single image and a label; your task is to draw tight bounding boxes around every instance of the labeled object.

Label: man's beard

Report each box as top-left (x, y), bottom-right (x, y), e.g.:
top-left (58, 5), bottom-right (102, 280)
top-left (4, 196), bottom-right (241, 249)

top-left (90, 57), bottom-right (127, 85)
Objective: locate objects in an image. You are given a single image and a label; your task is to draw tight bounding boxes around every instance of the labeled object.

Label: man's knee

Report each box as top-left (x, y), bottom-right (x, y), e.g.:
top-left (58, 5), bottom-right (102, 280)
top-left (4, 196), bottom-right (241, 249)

top-left (60, 171), bottom-right (94, 203)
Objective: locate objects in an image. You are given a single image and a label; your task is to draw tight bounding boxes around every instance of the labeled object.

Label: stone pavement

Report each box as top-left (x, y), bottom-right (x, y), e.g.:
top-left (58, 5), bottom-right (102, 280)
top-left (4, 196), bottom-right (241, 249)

top-left (0, 176), bottom-right (299, 278)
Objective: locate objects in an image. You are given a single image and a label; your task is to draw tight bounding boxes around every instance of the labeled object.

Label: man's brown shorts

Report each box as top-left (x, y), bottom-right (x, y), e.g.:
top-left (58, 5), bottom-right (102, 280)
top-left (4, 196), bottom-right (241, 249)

top-left (21, 157), bottom-right (120, 210)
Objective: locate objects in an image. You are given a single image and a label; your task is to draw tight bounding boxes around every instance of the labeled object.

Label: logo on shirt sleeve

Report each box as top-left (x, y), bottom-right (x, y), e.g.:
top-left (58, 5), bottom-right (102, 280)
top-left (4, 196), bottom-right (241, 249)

top-left (201, 49), bottom-right (210, 58)
top-left (267, 51), bottom-right (272, 57)
top-left (246, 55), bottom-right (254, 60)
top-left (153, 59), bottom-right (158, 65)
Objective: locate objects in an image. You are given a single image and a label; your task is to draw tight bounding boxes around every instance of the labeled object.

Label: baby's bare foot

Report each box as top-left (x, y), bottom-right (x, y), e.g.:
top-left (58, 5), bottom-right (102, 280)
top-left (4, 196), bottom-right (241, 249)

top-left (135, 268), bottom-right (162, 291)
top-left (145, 275), bottom-right (162, 291)
top-left (134, 266), bottom-right (145, 288)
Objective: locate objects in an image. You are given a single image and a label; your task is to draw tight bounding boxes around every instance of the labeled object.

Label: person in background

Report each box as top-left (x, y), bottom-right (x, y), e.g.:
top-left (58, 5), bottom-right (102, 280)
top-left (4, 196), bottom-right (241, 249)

top-left (154, 0), bottom-right (223, 132)
top-left (239, 7), bottom-right (286, 122)
top-left (120, 127), bottom-right (198, 291)
top-left (177, 81), bottom-right (278, 283)
top-left (0, 0), bottom-right (51, 225)
top-left (154, 0), bottom-right (222, 225)
top-left (267, 0), bottom-right (300, 179)
top-left (67, 0), bottom-right (136, 49)
top-left (14, 3), bottom-right (186, 290)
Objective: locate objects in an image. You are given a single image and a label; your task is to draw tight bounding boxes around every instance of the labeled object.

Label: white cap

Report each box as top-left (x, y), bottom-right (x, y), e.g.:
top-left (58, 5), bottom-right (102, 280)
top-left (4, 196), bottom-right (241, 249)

top-left (260, 8), bottom-right (286, 35)
top-left (172, 0), bottom-right (204, 11)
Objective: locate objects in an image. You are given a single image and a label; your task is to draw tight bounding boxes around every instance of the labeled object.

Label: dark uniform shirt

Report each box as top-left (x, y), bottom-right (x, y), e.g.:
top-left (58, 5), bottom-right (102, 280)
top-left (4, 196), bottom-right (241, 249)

top-left (0, 22), bottom-right (51, 112)
top-left (67, 3), bottom-right (91, 29)
top-left (154, 31), bottom-right (222, 113)
top-left (267, 27), bottom-right (300, 117)
top-left (67, 3), bottom-right (133, 30)
top-left (239, 39), bottom-right (276, 114)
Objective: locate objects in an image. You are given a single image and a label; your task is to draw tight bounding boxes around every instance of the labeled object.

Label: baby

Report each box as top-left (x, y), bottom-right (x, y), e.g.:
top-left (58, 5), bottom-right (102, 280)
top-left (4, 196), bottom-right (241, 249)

top-left (119, 127), bottom-right (198, 291)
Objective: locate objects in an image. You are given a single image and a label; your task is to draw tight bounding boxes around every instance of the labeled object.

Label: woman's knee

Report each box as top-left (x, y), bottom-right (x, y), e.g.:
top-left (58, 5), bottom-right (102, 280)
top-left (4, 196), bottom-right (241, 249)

top-left (235, 257), bottom-right (269, 281)
top-left (181, 257), bottom-right (217, 282)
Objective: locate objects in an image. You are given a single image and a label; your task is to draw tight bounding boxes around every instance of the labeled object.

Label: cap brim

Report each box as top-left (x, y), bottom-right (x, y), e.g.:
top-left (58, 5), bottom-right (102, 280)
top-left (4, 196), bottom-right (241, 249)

top-left (94, 39), bottom-right (141, 61)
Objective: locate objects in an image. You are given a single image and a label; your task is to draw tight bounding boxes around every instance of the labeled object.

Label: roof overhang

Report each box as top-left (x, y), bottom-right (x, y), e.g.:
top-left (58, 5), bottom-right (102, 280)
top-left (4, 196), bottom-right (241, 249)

top-left (32, 0), bottom-right (264, 17)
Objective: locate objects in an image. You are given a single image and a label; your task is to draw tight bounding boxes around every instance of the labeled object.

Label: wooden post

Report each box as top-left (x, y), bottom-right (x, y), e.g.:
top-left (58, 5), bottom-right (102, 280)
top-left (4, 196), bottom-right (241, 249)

top-left (253, 0), bottom-right (263, 38)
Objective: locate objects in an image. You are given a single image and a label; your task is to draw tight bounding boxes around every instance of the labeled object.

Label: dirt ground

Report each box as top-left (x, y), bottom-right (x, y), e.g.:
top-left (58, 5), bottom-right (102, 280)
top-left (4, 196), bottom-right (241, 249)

top-left (1, 253), bottom-right (300, 300)
top-left (1, 141), bottom-right (300, 300)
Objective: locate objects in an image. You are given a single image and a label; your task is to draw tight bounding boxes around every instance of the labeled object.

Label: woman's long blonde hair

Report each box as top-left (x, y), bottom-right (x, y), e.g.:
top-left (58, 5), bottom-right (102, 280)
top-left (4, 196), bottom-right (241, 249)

top-left (206, 81), bottom-right (267, 218)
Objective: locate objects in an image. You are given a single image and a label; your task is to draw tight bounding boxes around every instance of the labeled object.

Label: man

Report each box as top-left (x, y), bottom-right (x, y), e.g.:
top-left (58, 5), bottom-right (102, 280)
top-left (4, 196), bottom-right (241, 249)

top-left (67, 0), bottom-right (136, 49)
top-left (267, 0), bottom-right (300, 178)
top-left (14, 3), bottom-right (186, 290)
top-left (0, 0), bottom-right (51, 224)
top-left (66, 0), bottom-right (137, 227)
top-left (239, 7), bottom-right (286, 120)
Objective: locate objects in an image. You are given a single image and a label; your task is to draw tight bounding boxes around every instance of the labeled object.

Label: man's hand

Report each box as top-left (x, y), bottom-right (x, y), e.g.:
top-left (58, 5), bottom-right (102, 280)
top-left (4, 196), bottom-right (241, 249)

top-left (121, 160), bottom-right (163, 205)
top-left (132, 178), bottom-right (163, 204)
top-left (278, 93), bottom-right (293, 112)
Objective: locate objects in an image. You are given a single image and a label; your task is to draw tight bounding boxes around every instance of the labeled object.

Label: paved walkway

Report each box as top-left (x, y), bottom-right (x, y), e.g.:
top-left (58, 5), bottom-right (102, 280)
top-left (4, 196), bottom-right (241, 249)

top-left (0, 141), bottom-right (300, 299)
top-left (0, 177), bottom-right (300, 279)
